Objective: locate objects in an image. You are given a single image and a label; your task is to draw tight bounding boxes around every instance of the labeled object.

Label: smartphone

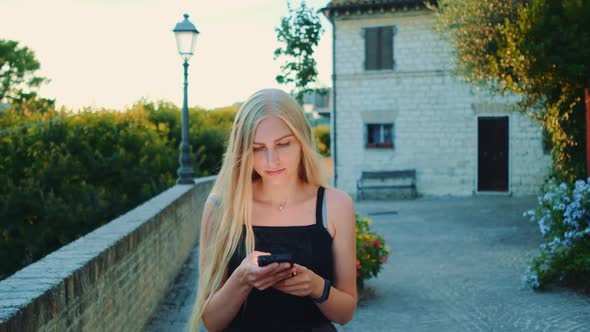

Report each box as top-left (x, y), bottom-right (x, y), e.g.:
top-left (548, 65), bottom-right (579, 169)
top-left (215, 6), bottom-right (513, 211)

top-left (257, 253), bottom-right (293, 267)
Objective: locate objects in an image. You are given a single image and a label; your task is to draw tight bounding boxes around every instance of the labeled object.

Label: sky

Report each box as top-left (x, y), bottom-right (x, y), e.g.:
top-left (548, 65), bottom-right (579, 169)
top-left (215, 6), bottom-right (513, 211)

top-left (0, 0), bottom-right (333, 110)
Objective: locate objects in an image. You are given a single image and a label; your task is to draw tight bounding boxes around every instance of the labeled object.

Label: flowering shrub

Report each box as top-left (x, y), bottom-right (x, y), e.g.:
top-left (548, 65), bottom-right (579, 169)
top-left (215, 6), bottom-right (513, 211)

top-left (522, 178), bottom-right (590, 292)
top-left (356, 214), bottom-right (391, 289)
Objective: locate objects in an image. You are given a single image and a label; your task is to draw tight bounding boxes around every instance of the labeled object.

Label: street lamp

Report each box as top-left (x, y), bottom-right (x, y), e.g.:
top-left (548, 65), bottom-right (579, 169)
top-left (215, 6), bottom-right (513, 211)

top-left (173, 13), bottom-right (199, 185)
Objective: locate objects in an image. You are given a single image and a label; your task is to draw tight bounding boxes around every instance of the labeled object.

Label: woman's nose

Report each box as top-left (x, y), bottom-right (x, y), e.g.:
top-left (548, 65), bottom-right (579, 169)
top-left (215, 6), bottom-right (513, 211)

top-left (265, 148), bottom-right (279, 165)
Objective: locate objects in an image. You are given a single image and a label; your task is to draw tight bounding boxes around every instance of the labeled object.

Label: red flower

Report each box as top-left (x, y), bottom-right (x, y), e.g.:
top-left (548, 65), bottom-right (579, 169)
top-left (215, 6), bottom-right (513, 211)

top-left (373, 239), bottom-right (381, 247)
top-left (381, 256), bottom-right (388, 264)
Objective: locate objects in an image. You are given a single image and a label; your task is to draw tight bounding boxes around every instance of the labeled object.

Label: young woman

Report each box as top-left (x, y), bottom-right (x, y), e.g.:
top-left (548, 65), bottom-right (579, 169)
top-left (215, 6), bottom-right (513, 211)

top-left (191, 89), bottom-right (357, 332)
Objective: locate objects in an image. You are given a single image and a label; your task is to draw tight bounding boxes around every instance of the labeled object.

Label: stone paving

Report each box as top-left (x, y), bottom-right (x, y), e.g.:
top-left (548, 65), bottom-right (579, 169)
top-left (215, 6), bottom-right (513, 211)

top-left (147, 195), bottom-right (590, 332)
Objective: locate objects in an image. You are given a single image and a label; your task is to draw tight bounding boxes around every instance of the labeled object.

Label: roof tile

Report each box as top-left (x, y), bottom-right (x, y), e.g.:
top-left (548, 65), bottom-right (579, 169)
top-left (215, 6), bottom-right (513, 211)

top-left (322, 0), bottom-right (436, 17)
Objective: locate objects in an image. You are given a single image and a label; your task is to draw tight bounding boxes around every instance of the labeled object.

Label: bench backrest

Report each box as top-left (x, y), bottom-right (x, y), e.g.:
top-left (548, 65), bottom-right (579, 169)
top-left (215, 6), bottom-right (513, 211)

top-left (361, 170), bottom-right (416, 180)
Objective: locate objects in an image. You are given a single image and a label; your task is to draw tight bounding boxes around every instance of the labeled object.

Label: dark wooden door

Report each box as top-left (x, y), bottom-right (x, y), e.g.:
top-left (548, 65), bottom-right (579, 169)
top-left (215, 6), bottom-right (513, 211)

top-left (478, 117), bottom-right (509, 191)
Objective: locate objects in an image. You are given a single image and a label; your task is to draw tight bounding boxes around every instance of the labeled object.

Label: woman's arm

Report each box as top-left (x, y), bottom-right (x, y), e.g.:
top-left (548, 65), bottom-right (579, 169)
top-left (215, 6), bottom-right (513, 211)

top-left (198, 198), bottom-right (246, 332)
top-left (313, 189), bottom-right (357, 324)
top-left (201, 268), bottom-right (251, 332)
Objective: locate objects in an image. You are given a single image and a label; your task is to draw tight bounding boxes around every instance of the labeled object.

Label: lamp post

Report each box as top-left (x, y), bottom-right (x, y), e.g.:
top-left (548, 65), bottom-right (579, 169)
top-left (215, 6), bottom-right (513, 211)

top-left (173, 14), bottom-right (199, 184)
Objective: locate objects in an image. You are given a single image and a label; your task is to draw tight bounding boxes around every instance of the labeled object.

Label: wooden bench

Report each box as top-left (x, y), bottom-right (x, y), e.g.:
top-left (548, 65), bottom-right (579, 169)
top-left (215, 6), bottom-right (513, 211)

top-left (356, 170), bottom-right (417, 201)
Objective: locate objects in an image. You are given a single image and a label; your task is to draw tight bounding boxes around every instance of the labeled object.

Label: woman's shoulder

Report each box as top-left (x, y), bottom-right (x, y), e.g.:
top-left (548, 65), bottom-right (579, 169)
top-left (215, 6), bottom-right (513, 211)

top-left (323, 187), bottom-right (355, 238)
top-left (323, 187), bottom-right (354, 228)
top-left (324, 187), bottom-right (353, 208)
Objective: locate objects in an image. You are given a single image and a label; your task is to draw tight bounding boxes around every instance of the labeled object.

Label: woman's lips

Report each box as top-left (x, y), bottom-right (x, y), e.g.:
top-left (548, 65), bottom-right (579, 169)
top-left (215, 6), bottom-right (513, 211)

top-left (266, 168), bottom-right (286, 176)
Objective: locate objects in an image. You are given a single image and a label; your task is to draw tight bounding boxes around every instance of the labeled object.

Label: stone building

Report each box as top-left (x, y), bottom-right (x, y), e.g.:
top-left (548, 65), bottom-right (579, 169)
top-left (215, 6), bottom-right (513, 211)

top-left (322, 0), bottom-right (551, 197)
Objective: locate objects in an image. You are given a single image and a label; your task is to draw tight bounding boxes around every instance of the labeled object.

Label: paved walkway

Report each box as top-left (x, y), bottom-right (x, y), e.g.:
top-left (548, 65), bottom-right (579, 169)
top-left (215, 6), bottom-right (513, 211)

top-left (147, 196), bottom-right (590, 332)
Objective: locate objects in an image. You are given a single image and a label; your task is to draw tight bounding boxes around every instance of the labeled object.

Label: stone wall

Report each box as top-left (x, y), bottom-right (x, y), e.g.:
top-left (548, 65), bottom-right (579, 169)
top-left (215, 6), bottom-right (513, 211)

top-left (0, 176), bottom-right (215, 332)
top-left (332, 10), bottom-right (551, 197)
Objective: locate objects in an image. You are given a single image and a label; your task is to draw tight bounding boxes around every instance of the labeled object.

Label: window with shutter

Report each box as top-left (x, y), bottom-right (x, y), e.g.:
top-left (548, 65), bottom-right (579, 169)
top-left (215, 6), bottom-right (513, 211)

top-left (364, 26), bottom-right (395, 70)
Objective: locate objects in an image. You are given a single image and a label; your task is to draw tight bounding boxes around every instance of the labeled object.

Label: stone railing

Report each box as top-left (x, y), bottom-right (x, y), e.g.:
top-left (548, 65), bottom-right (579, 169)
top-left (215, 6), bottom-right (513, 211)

top-left (0, 176), bottom-right (215, 332)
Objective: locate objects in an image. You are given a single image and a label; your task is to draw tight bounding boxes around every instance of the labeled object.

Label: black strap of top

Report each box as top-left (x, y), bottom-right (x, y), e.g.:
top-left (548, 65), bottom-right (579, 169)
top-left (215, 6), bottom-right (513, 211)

top-left (315, 186), bottom-right (325, 226)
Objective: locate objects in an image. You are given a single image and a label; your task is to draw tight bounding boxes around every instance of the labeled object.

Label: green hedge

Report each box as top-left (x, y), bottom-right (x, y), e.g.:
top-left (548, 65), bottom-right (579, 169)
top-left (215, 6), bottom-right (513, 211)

top-left (0, 99), bottom-right (236, 279)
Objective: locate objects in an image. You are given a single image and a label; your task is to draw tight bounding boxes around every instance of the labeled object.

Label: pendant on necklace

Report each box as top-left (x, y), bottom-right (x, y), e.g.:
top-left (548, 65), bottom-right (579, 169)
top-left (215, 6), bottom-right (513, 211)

top-left (279, 204), bottom-right (285, 211)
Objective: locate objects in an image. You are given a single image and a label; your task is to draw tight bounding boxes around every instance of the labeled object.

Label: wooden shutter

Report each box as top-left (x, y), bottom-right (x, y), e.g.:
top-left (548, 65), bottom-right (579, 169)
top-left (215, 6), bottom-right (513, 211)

top-left (380, 27), bottom-right (393, 69)
top-left (365, 28), bottom-right (379, 70)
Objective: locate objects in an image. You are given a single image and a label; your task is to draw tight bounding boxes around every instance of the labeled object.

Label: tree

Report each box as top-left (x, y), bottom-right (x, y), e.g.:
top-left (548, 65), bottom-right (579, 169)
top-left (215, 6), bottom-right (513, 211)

top-left (0, 39), bottom-right (48, 104)
top-left (274, 1), bottom-right (324, 103)
top-left (429, 1), bottom-right (521, 90)
top-left (431, 0), bottom-right (590, 183)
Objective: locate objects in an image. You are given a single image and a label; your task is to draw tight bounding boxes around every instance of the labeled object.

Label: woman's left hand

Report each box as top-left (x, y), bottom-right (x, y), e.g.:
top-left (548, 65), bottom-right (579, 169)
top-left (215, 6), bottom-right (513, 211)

top-left (272, 263), bottom-right (324, 298)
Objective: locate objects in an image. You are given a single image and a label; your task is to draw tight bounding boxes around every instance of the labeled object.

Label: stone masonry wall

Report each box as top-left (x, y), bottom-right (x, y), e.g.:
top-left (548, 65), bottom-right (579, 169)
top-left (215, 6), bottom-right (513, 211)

top-left (0, 176), bottom-right (215, 332)
top-left (332, 11), bottom-right (551, 197)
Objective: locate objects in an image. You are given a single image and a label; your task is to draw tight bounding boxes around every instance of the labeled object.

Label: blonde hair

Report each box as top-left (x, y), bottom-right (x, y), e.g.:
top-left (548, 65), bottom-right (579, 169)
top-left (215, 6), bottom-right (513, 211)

top-left (190, 89), bottom-right (326, 330)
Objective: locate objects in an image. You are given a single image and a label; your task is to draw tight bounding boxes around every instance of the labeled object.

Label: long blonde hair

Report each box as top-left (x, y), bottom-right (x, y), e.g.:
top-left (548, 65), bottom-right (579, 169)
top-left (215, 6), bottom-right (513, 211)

top-left (190, 89), bottom-right (326, 330)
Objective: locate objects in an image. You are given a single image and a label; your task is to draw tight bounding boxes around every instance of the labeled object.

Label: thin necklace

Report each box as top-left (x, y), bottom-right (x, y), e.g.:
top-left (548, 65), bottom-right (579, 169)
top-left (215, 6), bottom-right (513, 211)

top-left (278, 198), bottom-right (288, 212)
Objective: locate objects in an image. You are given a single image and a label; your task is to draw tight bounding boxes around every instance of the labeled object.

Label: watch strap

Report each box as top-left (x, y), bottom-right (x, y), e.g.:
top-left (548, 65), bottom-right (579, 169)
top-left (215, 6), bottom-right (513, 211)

top-left (310, 278), bottom-right (331, 303)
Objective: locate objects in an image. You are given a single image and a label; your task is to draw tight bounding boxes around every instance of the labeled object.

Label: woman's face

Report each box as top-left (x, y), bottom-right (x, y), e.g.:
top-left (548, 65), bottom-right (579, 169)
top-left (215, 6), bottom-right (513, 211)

top-left (252, 114), bottom-right (302, 184)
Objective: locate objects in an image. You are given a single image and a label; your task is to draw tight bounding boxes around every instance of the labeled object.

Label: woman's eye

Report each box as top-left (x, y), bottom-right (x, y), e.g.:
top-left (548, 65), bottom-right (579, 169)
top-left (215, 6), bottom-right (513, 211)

top-left (253, 142), bottom-right (289, 151)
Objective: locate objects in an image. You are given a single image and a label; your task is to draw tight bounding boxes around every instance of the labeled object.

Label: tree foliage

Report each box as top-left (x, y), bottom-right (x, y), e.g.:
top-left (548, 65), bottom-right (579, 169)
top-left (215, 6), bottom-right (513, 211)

top-left (0, 100), bottom-right (236, 279)
top-left (430, 0), bottom-right (522, 91)
top-left (432, 0), bottom-right (590, 183)
top-left (0, 39), bottom-right (48, 103)
top-left (274, 1), bottom-right (324, 103)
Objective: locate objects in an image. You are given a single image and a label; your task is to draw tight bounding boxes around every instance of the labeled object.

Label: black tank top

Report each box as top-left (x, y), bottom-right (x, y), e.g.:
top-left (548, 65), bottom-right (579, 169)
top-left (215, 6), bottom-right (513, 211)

top-left (225, 186), bottom-right (334, 331)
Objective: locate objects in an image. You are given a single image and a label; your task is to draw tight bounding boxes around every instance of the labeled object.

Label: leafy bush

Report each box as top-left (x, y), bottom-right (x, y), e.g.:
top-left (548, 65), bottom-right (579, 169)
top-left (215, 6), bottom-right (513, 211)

top-left (356, 214), bottom-right (391, 289)
top-left (313, 125), bottom-right (330, 157)
top-left (522, 178), bottom-right (590, 292)
top-left (0, 99), bottom-right (236, 279)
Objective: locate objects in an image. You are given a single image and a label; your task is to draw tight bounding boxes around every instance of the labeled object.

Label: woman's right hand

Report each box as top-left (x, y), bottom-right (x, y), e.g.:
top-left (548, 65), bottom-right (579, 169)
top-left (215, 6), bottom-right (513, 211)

top-left (236, 251), bottom-right (296, 291)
